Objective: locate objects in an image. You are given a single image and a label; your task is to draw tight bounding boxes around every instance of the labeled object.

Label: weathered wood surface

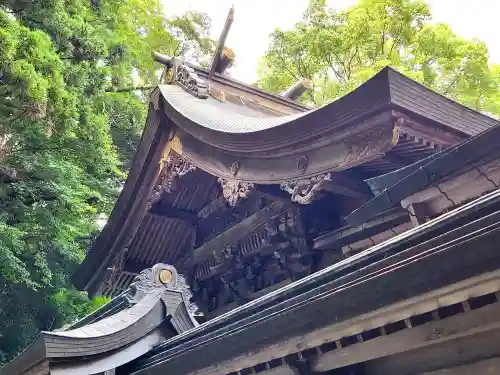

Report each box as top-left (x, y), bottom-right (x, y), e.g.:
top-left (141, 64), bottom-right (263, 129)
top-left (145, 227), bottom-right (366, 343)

top-left (401, 156), bottom-right (500, 217)
top-left (313, 301), bottom-right (500, 371)
top-left (313, 210), bottom-right (409, 250)
top-left (148, 206), bottom-right (198, 225)
top-left (208, 7), bottom-right (234, 80)
top-left (420, 357), bottom-right (500, 375)
top-left (149, 269), bottom-right (500, 375)
top-left (187, 201), bottom-right (289, 266)
top-left (367, 326), bottom-right (500, 375)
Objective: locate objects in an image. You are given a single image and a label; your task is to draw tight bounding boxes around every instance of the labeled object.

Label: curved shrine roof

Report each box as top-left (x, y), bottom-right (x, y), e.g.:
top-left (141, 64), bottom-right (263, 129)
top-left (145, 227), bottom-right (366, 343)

top-left (73, 66), bottom-right (499, 297)
top-left (162, 66), bottom-right (497, 146)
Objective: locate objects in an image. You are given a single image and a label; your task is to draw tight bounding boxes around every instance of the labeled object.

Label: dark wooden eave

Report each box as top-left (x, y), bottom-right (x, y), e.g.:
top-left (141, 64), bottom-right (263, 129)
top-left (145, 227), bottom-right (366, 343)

top-left (163, 67), bottom-right (494, 150)
top-left (159, 67), bottom-right (490, 184)
top-left (72, 90), bottom-right (171, 293)
top-left (313, 208), bottom-right (409, 251)
top-left (347, 121), bottom-right (500, 226)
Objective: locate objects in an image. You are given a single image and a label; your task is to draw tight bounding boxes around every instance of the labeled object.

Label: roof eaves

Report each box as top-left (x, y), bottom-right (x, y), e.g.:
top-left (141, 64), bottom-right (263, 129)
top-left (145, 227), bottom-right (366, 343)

top-left (386, 67), bottom-right (499, 136)
top-left (140, 186), bottom-right (500, 358)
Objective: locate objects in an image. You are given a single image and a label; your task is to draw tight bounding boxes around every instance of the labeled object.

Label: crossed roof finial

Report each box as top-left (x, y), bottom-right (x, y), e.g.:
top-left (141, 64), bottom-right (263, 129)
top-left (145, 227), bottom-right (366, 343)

top-left (208, 5), bottom-right (235, 80)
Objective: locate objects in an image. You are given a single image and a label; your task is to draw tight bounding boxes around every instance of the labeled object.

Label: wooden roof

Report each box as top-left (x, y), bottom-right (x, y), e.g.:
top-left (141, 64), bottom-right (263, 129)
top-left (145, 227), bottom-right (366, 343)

top-left (73, 66), bottom-right (497, 296)
top-left (164, 67), bottom-right (495, 140)
top-left (0, 264), bottom-right (198, 375)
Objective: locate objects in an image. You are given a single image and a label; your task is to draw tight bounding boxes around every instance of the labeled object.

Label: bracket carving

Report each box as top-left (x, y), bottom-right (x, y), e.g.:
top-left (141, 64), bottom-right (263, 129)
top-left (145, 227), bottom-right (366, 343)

top-left (218, 178), bottom-right (254, 206)
top-left (100, 246), bottom-right (129, 296)
top-left (280, 173), bottom-right (331, 204)
top-left (148, 154), bottom-right (196, 210)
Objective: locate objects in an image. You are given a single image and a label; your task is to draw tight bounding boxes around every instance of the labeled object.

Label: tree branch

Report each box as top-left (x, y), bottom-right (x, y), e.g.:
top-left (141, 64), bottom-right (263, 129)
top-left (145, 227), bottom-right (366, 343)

top-left (0, 114), bottom-right (21, 126)
top-left (277, 56), bottom-right (299, 81)
top-left (9, 145), bottom-right (70, 154)
top-left (443, 71), bottom-right (463, 95)
top-left (106, 86), bottom-right (155, 93)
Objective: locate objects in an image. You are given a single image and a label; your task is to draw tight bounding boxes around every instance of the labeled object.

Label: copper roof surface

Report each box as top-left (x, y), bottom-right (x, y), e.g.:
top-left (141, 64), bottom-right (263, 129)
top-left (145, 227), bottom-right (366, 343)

top-left (162, 67), bottom-right (498, 141)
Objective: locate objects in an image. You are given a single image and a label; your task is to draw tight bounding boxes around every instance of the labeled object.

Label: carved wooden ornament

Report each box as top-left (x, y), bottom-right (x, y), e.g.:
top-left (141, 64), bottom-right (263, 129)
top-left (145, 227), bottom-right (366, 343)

top-left (230, 160), bottom-right (240, 176)
top-left (166, 57), bottom-right (209, 99)
top-left (297, 156), bottom-right (308, 173)
top-left (218, 178), bottom-right (254, 206)
top-left (148, 154), bottom-right (196, 209)
top-left (281, 173), bottom-right (331, 204)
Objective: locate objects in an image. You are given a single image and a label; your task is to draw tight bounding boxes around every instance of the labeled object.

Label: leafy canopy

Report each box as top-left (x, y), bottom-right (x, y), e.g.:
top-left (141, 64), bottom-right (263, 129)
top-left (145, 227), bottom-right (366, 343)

top-left (257, 0), bottom-right (500, 115)
top-left (0, 0), bottom-right (214, 363)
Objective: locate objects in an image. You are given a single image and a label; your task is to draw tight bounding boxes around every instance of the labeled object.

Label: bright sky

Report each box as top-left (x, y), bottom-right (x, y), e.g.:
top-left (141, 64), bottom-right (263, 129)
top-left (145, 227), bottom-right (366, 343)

top-left (162, 0), bottom-right (500, 84)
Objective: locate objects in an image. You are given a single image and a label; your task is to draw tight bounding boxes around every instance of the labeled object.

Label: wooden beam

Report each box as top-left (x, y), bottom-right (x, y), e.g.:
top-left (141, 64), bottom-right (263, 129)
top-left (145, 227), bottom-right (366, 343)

top-left (176, 269), bottom-right (500, 375)
top-left (407, 202), bottom-right (430, 227)
top-left (255, 186), bottom-right (301, 204)
top-left (339, 221), bottom-right (413, 257)
top-left (206, 279), bottom-right (291, 318)
top-left (366, 326), bottom-right (500, 375)
top-left (392, 111), bottom-right (464, 146)
top-left (383, 153), bottom-right (410, 168)
top-left (313, 209), bottom-right (409, 250)
top-left (208, 7), bottom-right (234, 80)
top-left (149, 203), bottom-right (198, 226)
top-left (197, 196), bottom-right (227, 219)
top-left (185, 201), bottom-right (289, 266)
top-left (401, 157), bottom-right (500, 219)
top-left (255, 365), bottom-right (295, 375)
top-left (313, 301), bottom-right (500, 372)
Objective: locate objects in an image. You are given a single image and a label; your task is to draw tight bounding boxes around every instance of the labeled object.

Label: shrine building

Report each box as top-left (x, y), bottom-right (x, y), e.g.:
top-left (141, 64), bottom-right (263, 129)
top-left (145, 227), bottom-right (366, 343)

top-left (4, 7), bottom-right (500, 375)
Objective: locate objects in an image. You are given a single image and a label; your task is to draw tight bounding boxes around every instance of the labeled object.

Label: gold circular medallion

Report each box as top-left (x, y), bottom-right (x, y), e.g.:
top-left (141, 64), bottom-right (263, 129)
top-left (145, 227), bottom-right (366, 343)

top-left (158, 269), bottom-right (173, 285)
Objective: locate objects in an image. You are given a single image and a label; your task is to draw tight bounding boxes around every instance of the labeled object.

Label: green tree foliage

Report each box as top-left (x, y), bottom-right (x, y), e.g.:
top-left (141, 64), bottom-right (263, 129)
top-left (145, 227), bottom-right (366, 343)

top-left (258, 0), bottom-right (500, 114)
top-left (0, 0), bottom-right (213, 362)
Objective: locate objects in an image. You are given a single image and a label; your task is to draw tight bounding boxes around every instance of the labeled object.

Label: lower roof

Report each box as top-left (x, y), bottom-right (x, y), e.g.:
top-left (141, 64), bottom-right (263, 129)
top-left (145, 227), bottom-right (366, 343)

top-left (123, 186), bottom-right (500, 375)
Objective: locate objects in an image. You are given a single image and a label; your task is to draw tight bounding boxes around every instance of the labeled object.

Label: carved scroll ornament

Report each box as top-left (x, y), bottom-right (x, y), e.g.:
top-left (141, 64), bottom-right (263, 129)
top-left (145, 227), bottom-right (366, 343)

top-left (148, 154), bottom-right (196, 210)
top-left (337, 126), bottom-right (399, 170)
top-left (280, 173), bottom-right (331, 204)
top-left (218, 178), bottom-right (254, 206)
top-left (156, 52), bottom-right (210, 98)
